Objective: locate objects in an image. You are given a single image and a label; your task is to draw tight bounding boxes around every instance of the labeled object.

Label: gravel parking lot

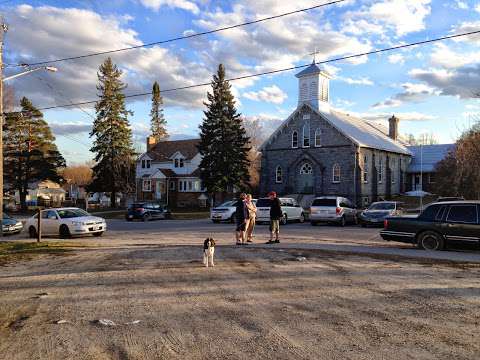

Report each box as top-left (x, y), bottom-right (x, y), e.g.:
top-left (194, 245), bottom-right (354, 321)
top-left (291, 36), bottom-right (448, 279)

top-left (1, 219), bottom-right (480, 359)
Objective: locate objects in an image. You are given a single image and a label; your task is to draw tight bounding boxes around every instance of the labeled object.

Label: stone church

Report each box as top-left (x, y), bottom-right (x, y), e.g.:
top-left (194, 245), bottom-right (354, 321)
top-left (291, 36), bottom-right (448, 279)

top-left (259, 62), bottom-right (412, 207)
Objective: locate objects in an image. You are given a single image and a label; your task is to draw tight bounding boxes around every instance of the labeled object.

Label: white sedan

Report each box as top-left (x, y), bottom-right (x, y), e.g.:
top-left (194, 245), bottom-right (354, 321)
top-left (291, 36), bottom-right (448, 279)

top-left (25, 208), bottom-right (107, 238)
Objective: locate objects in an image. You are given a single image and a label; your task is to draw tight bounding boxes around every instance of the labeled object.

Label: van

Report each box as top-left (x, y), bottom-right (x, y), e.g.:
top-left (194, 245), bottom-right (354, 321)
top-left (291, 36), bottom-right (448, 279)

top-left (309, 196), bottom-right (357, 226)
top-left (256, 197), bottom-right (306, 225)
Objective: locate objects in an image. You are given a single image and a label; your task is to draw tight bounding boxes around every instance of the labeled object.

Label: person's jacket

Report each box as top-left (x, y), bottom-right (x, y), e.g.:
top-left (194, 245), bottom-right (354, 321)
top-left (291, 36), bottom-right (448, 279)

top-left (246, 201), bottom-right (257, 219)
top-left (270, 198), bottom-right (282, 220)
top-left (235, 200), bottom-right (248, 222)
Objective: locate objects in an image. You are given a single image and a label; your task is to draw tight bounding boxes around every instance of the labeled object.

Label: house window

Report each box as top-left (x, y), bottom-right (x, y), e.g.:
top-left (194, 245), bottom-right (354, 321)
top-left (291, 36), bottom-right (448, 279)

top-left (142, 180), bottom-right (152, 192)
top-left (174, 158), bottom-right (185, 168)
top-left (332, 164), bottom-right (341, 183)
top-left (314, 128), bottom-right (321, 147)
top-left (302, 123), bottom-right (310, 147)
top-left (300, 162), bottom-right (313, 174)
top-left (363, 155), bottom-right (369, 183)
top-left (292, 131), bottom-right (298, 148)
top-left (378, 158), bottom-right (384, 183)
top-left (169, 180), bottom-right (175, 191)
top-left (141, 160), bottom-right (145, 168)
top-left (141, 159), bottom-right (151, 169)
top-left (275, 166), bottom-right (283, 183)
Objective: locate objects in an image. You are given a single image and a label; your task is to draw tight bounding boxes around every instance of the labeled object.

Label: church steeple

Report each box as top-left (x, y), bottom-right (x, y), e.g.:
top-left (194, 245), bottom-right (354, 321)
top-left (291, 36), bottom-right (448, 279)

top-left (295, 60), bottom-right (332, 110)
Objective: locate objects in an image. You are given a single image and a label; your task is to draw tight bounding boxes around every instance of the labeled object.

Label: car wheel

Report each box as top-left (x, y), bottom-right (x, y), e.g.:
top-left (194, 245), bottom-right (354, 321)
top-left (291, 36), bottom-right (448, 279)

top-left (339, 216), bottom-right (346, 227)
top-left (59, 224), bottom-right (71, 239)
top-left (92, 232), bottom-right (103, 237)
top-left (311, 221), bottom-right (318, 226)
top-left (419, 231), bottom-right (444, 251)
top-left (361, 223), bottom-right (367, 228)
top-left (126, 217), bottom-right (133, 222)
top-left (212, 220), bottom-right (220, 224)
top-left (280, 214), bottom-right (288, 226)
top-left (299, 213), bottom-right (305, 223)
top-left (143, 213), bottom-right (151, 222)
top-left (29, 226), bottom-right (37, 239)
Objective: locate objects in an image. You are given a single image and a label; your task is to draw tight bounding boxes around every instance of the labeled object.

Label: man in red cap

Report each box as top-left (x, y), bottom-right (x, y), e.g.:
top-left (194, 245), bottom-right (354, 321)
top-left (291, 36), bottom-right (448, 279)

top-left (267, 191), bottom-right (282, 244)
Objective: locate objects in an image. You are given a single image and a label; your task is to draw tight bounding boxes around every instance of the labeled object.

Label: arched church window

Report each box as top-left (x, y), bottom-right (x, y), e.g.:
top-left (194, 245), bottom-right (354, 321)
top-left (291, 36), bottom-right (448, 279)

top-left (275, 166), bottom-right (283, 183)
top-left (292, 131), bottom-right (298, 148)
top-left (302, 123), bottom-right (310, 147)
top-left (332, 164), bottom-right (341, 183)
top-left (314, 128), bottom-right (322, 147)
top-left (300, 163), bottom-right (313, 175)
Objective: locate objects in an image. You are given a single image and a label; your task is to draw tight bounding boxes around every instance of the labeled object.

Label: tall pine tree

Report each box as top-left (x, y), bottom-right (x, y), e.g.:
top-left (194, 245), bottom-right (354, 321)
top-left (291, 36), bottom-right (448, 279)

top-left (89, 57), bottom-right (135, 208)
top-left (150, 81), bottom-right (168, 141)
top-left (198, 64), bottom-right (251, 203)
top-left (3, 97), bottom-right (66, 211)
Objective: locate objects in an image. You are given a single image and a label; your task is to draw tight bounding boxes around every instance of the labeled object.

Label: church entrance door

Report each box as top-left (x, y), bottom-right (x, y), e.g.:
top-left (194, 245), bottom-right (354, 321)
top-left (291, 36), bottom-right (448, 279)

top-left (298, 162), bottom-right (314, 194)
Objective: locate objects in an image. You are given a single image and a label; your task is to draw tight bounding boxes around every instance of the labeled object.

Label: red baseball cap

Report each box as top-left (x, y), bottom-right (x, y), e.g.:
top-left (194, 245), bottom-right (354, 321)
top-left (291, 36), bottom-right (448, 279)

top-left (268, 191), bottom-right (277, 197)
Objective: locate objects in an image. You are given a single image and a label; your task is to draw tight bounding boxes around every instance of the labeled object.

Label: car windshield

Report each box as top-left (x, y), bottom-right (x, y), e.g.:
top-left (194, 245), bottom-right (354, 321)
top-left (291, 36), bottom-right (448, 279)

top-left (368, 202), bottom-right (396, 211)
top-left (218, 201), bottom-right (234, 207)
top-left (2, 213), bottom-right (12, 220)
top-left (57, 208), bottom-right (90, 219)
top-left (256, 198), bottom-right (272, 207)
top-left (312, 199), bottom-right (337, 207)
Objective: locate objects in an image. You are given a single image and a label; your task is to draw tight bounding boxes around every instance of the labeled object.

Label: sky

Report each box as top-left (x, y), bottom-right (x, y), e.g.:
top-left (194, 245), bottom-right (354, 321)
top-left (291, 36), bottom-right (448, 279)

top-left (2, 0), bottom-right (480, 165)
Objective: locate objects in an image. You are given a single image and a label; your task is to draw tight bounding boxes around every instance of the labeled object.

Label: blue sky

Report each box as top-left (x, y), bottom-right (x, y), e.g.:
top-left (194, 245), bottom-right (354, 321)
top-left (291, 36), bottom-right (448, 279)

top-left (3, 0), bottom-right (480, 164)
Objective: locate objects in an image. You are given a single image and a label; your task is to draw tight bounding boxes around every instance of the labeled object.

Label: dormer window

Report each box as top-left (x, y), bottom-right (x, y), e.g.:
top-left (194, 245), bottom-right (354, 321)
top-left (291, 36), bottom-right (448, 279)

top-left (174, 158), bottom-right (185, 168)
top-left (141, 159), bottom-right (151, 169)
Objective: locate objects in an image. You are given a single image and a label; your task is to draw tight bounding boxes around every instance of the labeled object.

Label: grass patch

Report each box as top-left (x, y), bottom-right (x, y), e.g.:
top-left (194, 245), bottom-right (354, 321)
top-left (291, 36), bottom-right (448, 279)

top-left (0, 241), bottom-right (87, 266)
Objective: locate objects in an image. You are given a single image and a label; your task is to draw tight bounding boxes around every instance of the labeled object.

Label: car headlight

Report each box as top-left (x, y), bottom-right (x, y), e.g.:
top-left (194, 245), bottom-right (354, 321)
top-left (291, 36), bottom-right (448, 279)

top-left (71, 221), bottom-right (84, 226)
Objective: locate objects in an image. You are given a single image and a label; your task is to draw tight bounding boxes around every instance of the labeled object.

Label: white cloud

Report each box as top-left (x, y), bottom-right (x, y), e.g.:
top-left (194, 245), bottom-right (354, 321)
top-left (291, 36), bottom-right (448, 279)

top-left (343, 0), bottom-right (431, 36)
top-left (388, 53), bottom-right (405, 65)
top-left (476, 4), bottom-right (480, 13)
top-left (4, 5), bottom-right (211, 110)
top-left (337, 76), bottom-right (374, 86)
top-left (372, 82), bottom-right (438, 109)
top-left (139, 0), bottom-right (200, 14)
top-left (243, 85), bottom-right (287, 104)
top-left (454, 0), bottom-right (469, 10)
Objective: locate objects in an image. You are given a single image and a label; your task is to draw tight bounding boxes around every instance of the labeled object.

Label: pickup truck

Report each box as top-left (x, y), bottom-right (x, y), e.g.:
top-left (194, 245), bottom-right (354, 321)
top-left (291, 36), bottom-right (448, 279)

top-left (381, 201), bottom-right (480, 251)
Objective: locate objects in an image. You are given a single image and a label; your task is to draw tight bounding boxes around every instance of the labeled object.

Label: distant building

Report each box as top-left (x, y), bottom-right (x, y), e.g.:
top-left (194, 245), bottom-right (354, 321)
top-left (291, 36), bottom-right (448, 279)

top-left (260, 61), bottom-right (412, 206)
top-left (15, 180), bottom-right (66, 207)
top-left (406, 144), bottom-right (455, 193)
top-left (136, 138), bottom-right (208, 208)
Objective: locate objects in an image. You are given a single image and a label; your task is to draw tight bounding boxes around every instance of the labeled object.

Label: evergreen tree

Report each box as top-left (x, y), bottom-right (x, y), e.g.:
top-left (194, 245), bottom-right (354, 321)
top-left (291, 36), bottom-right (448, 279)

top-left (150, 81), bottom-right (168, 141)
top-left (197, 64), bottom-right (251, 202)
top-left (3, 97), bottom-right (66, 211)
top-left (89, 57), bottom-right (135, 208)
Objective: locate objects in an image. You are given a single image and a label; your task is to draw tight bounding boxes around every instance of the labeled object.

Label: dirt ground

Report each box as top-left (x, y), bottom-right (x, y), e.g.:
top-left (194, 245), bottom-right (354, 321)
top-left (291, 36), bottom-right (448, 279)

top-left (1, 228), bottom-right (480, 359)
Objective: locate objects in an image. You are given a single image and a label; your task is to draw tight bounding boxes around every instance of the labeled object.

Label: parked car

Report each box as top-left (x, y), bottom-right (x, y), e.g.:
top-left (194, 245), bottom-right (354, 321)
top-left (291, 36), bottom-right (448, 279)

top-left (25, 207), bottom-right (106, 238)
top-left (2, 213), bottom-right (23, 235)
top-left (126, 203), bottom-right (171, 221)
top-left (358, 201), bottom-right (404, 227)
top-left (210, 199), bottom-right (258, 223)
top-left (256, 197), bottom-right (305, 225)
top-left (381, 201), bottom-right (480, 251)
top-left (309, 196), bottom-right (357, 226)
top-left (436, 196), bottom-right (465, 202)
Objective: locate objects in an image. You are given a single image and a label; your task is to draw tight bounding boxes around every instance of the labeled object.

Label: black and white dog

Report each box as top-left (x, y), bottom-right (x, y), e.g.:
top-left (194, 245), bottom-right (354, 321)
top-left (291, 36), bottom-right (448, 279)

top-left (203, 238), bottom-right (215, 267)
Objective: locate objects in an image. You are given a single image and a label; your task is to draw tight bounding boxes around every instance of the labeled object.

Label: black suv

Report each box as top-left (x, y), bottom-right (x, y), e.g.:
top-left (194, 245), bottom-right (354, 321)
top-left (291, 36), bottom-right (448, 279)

top-left (126, 203), bottom-right (171, 221)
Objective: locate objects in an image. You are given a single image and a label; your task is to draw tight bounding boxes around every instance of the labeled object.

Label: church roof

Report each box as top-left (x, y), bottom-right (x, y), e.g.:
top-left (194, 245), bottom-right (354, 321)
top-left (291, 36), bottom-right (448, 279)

top-left (295, 62), bottom-right (322, 78)
top-left (406, 144), bottom-right (454, 173)
top-left (261, 103), bottom-right (411, 155)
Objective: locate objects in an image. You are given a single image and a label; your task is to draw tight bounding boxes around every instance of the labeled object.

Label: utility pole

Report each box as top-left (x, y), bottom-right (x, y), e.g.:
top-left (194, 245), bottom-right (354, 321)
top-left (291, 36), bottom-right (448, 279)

top-left (0, 22), bottom-right (7, 237)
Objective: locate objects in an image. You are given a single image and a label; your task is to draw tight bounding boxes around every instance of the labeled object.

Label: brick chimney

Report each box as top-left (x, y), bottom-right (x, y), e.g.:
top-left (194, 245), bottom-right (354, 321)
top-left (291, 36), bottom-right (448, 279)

top-left (388, 115), bottom-right (399, 141)
top-left (147, 136), bottom-right (157, 152)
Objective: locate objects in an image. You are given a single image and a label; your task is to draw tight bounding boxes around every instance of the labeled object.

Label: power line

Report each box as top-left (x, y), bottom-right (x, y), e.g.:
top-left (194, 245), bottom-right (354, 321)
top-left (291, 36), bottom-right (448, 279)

top-left (9, 0), bottom-right (346, 67)
top-left (6, 29), bottom-right (480, 114)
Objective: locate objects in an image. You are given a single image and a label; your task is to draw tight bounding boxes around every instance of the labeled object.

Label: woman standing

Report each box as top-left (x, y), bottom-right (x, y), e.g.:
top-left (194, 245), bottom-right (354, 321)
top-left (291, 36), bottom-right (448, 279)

top-left (245, 194), bottom-right (257, 243)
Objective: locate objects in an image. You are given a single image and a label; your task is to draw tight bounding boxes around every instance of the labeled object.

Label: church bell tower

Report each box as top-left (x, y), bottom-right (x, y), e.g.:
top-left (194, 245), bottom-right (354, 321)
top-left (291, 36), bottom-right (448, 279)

top-left (295, 60), bottom-right (332, 110)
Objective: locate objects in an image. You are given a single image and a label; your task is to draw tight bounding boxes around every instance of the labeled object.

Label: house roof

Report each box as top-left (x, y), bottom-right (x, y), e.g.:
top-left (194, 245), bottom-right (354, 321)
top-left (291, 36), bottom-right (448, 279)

top-left (146, 138), bottom-right (200, 162)
top-left (406, 144), bottom-right (455, 173)
top-left (260, 103), bottom-right (411, 155)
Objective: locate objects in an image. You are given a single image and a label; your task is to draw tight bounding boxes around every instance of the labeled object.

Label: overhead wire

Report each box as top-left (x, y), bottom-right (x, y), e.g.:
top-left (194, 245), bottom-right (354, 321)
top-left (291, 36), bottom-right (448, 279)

top-left (10, 28), bottom-right (480, 114)
top-left (7, 0), bottom-right (346, 67)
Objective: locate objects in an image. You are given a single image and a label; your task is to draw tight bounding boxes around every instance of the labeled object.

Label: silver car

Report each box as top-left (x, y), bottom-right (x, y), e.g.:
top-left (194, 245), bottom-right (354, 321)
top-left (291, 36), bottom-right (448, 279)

top-left (309, 196), bottom-right (357, 226)
top-left (256, 197), bottom-right (306, 225)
